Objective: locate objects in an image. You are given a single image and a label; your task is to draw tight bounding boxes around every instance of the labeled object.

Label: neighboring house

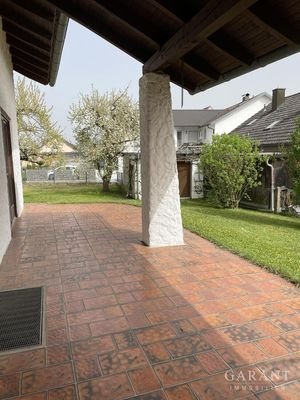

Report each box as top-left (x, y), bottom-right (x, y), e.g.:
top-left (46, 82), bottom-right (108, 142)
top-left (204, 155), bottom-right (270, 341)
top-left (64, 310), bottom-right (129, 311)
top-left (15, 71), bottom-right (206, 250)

top-left (119, 92), bottom-right (271, 200)
top-left (174, 92), bottom-right (271, 198)
top-left (0, 13), bottom-right (67, 262)
top-left (60, 139), bottom-right (79, 165)
top-left (232, 88), bottom-right (299, 211)
top-left (23, 139), bottom-right (79, 169)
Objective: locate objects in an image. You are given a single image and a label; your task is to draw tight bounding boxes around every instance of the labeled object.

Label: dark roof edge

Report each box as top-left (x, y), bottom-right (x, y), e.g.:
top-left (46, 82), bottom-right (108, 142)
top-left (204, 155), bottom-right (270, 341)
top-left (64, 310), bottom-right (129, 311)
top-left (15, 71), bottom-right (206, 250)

top-left (190, 46), bottom-right (300, 95)
top-left (49, 12), bottom-right (69, 87)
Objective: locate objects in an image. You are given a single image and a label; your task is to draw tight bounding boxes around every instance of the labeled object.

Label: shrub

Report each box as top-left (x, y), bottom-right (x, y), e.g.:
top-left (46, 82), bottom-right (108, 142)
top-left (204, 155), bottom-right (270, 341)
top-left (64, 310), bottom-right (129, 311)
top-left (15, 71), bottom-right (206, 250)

top-left (200, 134), bottom-right (264, 208)
top-left (286, 120), bottom-right (300, 203)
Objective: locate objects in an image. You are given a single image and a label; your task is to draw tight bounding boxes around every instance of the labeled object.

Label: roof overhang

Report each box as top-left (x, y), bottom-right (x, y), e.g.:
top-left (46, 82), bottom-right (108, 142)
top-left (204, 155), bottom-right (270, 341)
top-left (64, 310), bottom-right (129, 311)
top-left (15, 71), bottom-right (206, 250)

top-left (1, 1), bottom-right (300, 92)
top-left (0, 0), bottom-right (68, 85)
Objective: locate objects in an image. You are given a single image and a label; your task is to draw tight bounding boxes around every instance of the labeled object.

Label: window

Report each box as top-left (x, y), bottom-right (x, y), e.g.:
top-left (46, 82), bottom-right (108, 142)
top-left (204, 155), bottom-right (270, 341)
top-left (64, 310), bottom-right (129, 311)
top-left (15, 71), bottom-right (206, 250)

top-left (187, 130), bottom-right (200, 143)
top-left (177, 131), bottom-right (182, 146)
top-left (264, 120), bottom-right (281, 130)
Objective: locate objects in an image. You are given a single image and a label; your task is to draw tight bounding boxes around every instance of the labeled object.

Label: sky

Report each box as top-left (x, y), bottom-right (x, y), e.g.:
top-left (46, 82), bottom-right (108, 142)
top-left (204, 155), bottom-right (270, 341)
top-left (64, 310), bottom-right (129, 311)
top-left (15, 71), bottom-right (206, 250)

top-left (15, 20), bottom-right (300, 142)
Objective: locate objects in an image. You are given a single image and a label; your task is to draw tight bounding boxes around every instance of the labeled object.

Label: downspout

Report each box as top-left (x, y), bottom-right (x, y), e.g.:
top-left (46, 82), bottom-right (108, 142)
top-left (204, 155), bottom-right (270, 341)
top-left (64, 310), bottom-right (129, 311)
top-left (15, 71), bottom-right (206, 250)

top-left (266, 158), bottom-right (274, 212)
top-left (49, 13), bottom-right (69, 86)
top-left (136, 153), bottom-right (141, 200)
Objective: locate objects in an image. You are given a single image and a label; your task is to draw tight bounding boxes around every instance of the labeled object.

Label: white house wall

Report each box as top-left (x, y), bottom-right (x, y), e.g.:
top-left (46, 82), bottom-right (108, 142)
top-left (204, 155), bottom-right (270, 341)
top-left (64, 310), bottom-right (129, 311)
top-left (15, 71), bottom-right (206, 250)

top-left (0, 19), bottom-right (23, 262)
top-left (213, 96), bottom-right (271, 136)
top-left (174, 126), bottom-right (208, 148)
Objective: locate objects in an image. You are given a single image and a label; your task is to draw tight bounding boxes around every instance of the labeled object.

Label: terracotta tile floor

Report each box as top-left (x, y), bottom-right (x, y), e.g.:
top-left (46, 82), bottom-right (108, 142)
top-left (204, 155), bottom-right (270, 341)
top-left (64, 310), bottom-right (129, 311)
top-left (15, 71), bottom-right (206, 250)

top-left (0, 203), bottom-right (300, 399)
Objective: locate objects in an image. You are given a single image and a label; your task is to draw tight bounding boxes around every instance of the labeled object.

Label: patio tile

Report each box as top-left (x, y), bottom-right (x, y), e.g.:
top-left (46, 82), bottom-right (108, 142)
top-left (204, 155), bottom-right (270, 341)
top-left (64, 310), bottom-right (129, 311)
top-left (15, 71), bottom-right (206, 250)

top-left (21, 363), bottom-right (74, 394)
top-left (255, 338), bottom-right (289, 357)
top-left (128, 366), bottom-right (161, 393)
top-left (164, 334), bottom-right (212, 357)
top-left (69, 323), bottom-right (91, 341)
top-left (90, 316), bottom-right (129, 336)
top-left (276, 330), bottom-right (300, 352)
top-left (47, 344), bottom-right (71, 365)
top-left (15, 394), bottom-right (46, 400)
top-left (271, 314), bottom-right (300, 332)
top-left (74, 357), bottom-right (102, 381)
top-left (48, 385), bottom-right (77, 400)
top-left (154, 356), bottom-right (207, 386)
top-left (220, 324), bottom-right (265, 344)
top-left (126, 391), bottom-right (167, 400)
top-left (83, 294), bottom-right (118, 309)
top-left (0, 373), bottom-right (20, 399)
top-left (164, 384), bottom-right (197, 400)
top-left (257, 354), bottom-right (300, 384)
top-left (47, 327), bottom-right (69, 345)
top-left (114, 330), bottom-right (138, 350)
top-left (98, 347), bottom-right (148, 375)
top-left (196, 350), bottom-right (229, 374)
top-left (136, 324), bottom-right (177, 344)
top-left (171, 320), bottom-right (197, 336)
top-left (227, 341), bottom-right (270, 366)
top-left (78, 373), bottom-right (134, 400)
top-left (71, 336), bottom-right (116, 360)
top-left (1, 204), bottom-right (300, 398)
top-left (190, 371), bottom-right (252, 399)
top-left (143, 342), bottom-right (171, 364)
top-left (257, 380), bottom-right (300, 399)
top-left (0, 348), bottom-right (45, 375)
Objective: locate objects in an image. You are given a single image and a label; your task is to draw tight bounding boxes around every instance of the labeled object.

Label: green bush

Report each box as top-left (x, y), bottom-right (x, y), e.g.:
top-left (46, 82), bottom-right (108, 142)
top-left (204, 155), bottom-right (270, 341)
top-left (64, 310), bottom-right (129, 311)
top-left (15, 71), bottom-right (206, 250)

top-left (286, 121), bottom-right (300, 202)
top-left (200, 134), bottom-right (264, 208)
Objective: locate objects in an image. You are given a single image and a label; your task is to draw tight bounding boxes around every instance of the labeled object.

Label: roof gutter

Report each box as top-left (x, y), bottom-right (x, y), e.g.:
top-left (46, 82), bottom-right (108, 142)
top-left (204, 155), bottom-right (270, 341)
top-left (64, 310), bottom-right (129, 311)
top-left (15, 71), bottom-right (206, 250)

top-left (49, 12), bottom-right (69, 87)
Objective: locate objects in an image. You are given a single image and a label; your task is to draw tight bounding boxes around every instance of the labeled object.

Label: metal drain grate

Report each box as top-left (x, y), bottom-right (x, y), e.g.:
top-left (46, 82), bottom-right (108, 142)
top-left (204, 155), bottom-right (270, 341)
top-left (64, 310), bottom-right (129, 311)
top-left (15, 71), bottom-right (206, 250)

top-left (0, 287), bottom-right (43, 352)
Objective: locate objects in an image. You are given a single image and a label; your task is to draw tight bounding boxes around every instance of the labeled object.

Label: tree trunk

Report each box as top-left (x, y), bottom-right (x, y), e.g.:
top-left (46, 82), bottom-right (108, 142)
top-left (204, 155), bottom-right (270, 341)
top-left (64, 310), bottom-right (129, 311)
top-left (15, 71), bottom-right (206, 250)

top-left (102, 178), bottom-right (110, 192)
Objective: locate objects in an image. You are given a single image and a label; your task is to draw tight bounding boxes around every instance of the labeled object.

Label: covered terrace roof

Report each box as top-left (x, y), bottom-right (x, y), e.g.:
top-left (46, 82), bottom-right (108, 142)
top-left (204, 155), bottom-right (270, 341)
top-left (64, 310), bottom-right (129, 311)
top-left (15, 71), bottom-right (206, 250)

top-left (1, 0), bottom-right (300, 92)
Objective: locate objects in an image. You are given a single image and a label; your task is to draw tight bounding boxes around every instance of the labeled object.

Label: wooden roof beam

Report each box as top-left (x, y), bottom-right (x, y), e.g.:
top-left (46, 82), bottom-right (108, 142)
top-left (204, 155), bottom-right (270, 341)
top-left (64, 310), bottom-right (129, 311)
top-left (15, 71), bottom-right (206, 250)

top-left (10, 0), bottom-right (55, 21)
top-left (13, 64), bottom-right (48, 85)
top-left (148, 0), bottom-right (201, 23)
top-left (2, 20), bottom-right (52, 52)
top-left (208, 30), bottom-right (254, 66)
top-left (144, 0), bottom-right (258, 73)
top-left (6, 35), bottom-right (50, 62)
top-left (11, 54), bottom-right (49, 74)
top-left (1, 0), bottom-right (53, 40)
top-left (10, 46), bottom-right (49, 72)
top-left (94, 0), bottom-right (168, 45)
top-left (247, 2), bottom-right (300, 46)
top-left (94, 0), bottom-right (219, 81)
top-left (11, 54), bottom-right (49, 80)
top-left (183, 54), bottom-right (220, 81)
top-left (145, 0), bottom-right (183, 24)
top-left (45, 0), bottom-right (155, 62)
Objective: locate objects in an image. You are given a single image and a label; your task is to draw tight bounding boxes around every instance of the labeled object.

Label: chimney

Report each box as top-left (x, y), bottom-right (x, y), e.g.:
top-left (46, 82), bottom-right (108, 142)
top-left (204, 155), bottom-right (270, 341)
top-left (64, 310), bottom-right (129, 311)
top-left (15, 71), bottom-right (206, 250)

top-left (272, 88), bottom-right (285, 110)
top-left (242, 93), bottom-right (250, 102)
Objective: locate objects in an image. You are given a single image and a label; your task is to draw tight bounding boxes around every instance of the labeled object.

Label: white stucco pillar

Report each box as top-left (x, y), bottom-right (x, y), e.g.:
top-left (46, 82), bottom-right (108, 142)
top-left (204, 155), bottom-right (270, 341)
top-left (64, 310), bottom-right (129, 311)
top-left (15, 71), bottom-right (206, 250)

top-left (139, 72), bottom-right (184, 247)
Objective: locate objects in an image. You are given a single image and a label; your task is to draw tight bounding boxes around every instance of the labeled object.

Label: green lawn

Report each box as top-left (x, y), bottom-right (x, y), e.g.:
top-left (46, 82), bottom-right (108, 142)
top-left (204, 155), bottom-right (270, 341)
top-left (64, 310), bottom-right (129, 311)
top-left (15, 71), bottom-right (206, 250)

top-left (24, 184), bottom-right (300, 284)
top-left (181, 200), bottom-right (300, 284)
top-left (24, 183), bottom-right (141, 206)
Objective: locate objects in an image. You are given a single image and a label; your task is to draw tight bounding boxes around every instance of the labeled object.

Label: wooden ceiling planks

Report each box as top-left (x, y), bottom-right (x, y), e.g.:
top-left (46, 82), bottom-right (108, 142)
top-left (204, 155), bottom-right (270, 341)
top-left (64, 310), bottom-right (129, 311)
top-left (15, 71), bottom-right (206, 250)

top-left (1, 0), bottom-right (57, 83)
top-left (1, 0), bottom-right (300, 91)
top-left (143, 0), bottom-right (259, 73)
